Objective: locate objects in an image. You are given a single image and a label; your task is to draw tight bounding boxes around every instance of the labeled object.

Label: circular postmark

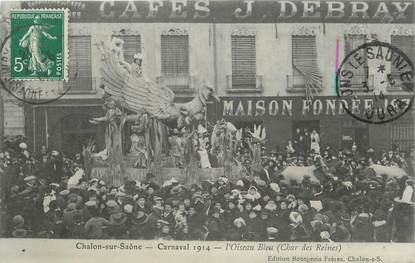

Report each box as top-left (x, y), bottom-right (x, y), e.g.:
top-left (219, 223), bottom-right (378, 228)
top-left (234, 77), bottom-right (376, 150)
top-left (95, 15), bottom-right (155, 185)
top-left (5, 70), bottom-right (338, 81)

top-left (336, 41), bottom-right (414, 124)
top-left (0, 22), bottom-right (74, 105)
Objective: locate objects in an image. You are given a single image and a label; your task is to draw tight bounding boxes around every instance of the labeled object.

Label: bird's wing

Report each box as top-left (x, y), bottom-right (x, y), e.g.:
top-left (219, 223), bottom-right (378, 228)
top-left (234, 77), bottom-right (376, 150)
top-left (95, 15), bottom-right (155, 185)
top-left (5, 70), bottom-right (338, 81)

top-left (100, 42), bottom-right (176, 118)
top-left (123, 76), bottom-right (176, 118)
top-left (99, 44), bottom-right (126, 101)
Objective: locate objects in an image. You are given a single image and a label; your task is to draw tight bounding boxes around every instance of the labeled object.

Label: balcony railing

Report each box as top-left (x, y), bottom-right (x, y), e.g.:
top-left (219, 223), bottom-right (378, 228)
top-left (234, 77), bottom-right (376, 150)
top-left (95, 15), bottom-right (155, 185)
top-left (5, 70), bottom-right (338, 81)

top-left (226, 74), bottom-right (263, 93)
top-left (287, 74), bottom-right (373, 93)
top-left (157, 74), bottom-right (194, 93)
top-left (347, 74), bottom-right (374, 91)
top-left (287, 74), bottom-right (323, 92)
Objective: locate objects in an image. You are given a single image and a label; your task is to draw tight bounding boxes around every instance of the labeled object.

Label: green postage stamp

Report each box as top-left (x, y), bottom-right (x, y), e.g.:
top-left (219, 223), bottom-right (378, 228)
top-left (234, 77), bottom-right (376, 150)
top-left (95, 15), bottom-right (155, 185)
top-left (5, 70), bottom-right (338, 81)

top-left (10, 9), bottom-right (68, 80)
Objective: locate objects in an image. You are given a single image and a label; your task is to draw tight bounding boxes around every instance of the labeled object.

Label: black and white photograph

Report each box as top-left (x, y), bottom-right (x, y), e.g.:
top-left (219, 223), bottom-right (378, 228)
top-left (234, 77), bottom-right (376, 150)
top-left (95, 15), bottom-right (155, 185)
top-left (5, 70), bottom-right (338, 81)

top-left (0, 0), bottom-right (414, 250)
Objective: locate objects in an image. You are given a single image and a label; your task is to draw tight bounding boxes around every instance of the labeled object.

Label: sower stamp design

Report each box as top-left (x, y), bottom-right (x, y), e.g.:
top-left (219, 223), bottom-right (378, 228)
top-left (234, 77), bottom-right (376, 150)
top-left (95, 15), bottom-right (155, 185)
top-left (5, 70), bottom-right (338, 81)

top-left (10, 9), bottom-right (68, 80)
top-left (336, 41), bottom-right (414, 124)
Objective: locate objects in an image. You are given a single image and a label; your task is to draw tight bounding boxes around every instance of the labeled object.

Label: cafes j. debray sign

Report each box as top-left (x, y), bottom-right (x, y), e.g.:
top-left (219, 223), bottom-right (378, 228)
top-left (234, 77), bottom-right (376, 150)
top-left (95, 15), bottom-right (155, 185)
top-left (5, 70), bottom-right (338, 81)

top-left (215, 96), bottom-right (412, 120)
top-left (21, 0), bottom-right (414, 23)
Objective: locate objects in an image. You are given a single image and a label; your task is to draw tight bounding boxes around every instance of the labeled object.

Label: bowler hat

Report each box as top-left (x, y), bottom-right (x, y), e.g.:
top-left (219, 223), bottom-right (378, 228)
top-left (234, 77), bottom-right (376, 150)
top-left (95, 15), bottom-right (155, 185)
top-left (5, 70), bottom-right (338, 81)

top-left (132, 211), bottom-right (149, 225)
top-left (110, 212), bottom-right (127, 225)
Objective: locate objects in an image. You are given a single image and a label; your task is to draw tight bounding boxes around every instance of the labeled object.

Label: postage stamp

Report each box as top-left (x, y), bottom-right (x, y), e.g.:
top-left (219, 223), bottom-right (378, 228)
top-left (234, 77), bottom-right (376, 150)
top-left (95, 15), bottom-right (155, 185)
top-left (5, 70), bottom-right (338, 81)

top-left (336, 41), bottom-right (414, 124)
top-left (10, 9), bottom-right (68, 80)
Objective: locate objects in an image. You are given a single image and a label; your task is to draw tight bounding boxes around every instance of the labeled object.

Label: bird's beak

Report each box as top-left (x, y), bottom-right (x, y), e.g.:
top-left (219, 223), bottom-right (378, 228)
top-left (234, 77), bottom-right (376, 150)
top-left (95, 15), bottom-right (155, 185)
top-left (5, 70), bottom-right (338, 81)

top-left (213, 95), bottom-right (220, 102)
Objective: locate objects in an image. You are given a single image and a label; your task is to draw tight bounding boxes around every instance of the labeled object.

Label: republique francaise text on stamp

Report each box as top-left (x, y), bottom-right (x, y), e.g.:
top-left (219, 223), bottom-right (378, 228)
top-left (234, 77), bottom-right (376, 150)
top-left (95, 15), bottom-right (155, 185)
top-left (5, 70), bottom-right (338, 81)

top-left (10, 9), bottom-right (68, 81)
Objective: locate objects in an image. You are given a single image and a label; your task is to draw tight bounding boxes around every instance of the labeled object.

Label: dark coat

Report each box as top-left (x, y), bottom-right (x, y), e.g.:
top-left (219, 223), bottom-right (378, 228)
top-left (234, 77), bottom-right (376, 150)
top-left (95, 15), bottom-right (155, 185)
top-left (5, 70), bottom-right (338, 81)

top-left (226, 226), bottom-right (246, 241)
top-left (206, 217), bottom-right (224, 241)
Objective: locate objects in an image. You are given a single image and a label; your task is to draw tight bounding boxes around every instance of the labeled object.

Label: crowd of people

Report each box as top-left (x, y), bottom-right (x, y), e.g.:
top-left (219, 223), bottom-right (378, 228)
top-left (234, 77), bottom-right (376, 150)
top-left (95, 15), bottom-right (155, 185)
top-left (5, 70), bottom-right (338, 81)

top-left (0, 128), bottom-right (414, 242)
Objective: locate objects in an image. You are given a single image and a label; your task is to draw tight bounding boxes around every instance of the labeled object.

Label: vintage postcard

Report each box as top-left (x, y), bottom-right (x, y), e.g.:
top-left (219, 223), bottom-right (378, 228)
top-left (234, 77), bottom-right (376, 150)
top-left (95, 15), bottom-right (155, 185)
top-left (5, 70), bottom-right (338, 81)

top-left (0, 0), bottom-right (414, 263)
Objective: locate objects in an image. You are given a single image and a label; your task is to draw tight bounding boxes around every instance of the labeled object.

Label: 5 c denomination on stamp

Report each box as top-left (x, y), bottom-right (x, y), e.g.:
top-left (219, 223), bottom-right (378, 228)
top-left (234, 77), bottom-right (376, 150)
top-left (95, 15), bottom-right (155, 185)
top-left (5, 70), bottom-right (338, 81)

top-left (10, 9), bottom-right (68, 80)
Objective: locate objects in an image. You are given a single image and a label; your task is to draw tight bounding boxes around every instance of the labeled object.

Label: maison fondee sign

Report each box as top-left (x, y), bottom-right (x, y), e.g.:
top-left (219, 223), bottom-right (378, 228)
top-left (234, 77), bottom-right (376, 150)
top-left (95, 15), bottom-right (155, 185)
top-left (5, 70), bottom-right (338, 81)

top-left (213, 96), bottom-right (413, 120)
top-left (21, 1), bottom-right (414, 23)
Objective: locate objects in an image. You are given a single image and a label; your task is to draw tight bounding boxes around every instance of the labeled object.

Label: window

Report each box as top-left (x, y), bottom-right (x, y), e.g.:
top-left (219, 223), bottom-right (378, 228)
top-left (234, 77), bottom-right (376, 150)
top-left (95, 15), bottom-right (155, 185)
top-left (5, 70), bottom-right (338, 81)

top-left (390, 122), bottom-right (414, 151)
top-left (391, 35), bottom-right (414, 66)
top-left (161, 35), bottom-right (189, 76)
top-left (112, 35), bottom-right (141, 64)
top-left (3, 100), bottom-right (25, 136)
top-left (160, 35), bottom-right (190, 90)
top-left (390, 35), bottom-right (414, 90)
top-left (66, 36), bottom-right (92, 91)
top-left (341, 120), bottom-right (369, 151)
top-left (231, 36), bottom-right (256, 89)
top-left (290, 36), bottom-right (321, 92)
top-left (344, 34), bottom-right (369, 89)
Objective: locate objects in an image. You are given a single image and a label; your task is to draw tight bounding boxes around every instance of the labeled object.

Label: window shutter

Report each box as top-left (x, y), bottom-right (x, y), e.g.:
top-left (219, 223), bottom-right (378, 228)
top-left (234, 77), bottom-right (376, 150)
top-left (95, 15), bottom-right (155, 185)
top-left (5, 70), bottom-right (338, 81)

top-left (231, 36), bottom-right (256, 89)
top-left (291, 36), bottom-right (321, 94)
top-left (344, 34), bottom-right (366, 55)
top-left (113, 35), bottom-right (141, 64)
top-left (67, 36), bottom-right (92, 91)
top-left (391, 35), bottom-right (414, 76)
top-left (161, 35), bottom-right (189, 76)
top-left (344, 34), bottom-right (367, 86)
top-left (292, 36), bottom-right (317, 72)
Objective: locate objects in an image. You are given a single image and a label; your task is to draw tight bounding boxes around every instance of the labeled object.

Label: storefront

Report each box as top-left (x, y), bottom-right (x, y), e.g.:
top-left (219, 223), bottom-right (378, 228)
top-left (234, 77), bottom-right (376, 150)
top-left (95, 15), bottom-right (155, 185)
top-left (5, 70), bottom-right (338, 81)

top-left (207, 95), bottom-right (414, 153)
top-left (23, 95), bottom-right (414, 156)
top-left (24, 99), bottom-right (105, 157)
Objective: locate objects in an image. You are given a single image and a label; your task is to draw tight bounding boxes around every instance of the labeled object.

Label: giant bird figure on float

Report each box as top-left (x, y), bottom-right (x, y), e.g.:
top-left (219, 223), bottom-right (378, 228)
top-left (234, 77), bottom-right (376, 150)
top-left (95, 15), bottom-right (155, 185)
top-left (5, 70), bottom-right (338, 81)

top-left (98, 37), bottom-right (219, 129)
top-left (88, 37), bottom-right (220, 181)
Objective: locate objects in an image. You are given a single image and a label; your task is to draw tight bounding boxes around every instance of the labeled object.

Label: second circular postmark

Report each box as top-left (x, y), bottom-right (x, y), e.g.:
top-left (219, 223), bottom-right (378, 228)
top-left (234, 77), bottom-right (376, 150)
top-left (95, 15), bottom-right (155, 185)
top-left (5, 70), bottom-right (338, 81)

top-left (336, 40), bottom-right (414, 124)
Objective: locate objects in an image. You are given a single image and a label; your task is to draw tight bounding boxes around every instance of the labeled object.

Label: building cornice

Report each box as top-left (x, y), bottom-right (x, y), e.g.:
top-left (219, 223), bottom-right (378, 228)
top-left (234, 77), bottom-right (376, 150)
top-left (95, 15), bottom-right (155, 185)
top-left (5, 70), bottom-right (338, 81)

top-left (291, 25), bottom-right (317, 36)
top-left (162, 28), bottom-right (189, 36)
top-left (390, 26), bottom-right (414, 36)
top-left (346, 25), bottom-right (368, 35)
top-left (231, 27), bottom-right (256, 36)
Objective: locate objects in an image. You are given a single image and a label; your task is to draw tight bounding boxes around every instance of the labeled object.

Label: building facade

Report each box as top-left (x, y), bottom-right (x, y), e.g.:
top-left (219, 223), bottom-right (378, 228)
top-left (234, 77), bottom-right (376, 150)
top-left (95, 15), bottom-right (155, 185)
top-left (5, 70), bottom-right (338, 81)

top-left (1, 0), bottom-right (414, 157)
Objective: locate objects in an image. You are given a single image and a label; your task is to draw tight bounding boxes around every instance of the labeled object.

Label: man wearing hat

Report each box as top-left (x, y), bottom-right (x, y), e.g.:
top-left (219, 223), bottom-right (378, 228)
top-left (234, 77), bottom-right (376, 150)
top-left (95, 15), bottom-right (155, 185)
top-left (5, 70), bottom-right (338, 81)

top-left (20, 175), bottom-right (37, 196)
top-left (156, 220), bottom-right (174, 240)
top-left (17, 175), bottom-right (39, 222)
top-left (225, 217), bottom-right (246, 241)
top-left (134, 195), bottom-right (149, 213)
top-left (63, 202), bottom-right (80, 227)
top-left (257, 162), bottom-right (272, 184)
top-left (108, 211), bottom-right (128, 239)
top-left (11, 215), bottom-right (29, 238)
top-left (104, 200), bottom-right (121, 217)
top-left (266, 227), bottom-right (279, 241)
top-left (129, 211), bottom-right (153, 239)
top-left (205, 207), bottom-right (224, 240)
top-left (186, 207), bottom-right (204, 239)
top-left (161, 202), bottom-right (176, 228)
top-left (45, 150), bottom-right (64, 183)
top-left (141, 173), bottom-right (160, 191)
top-left (245, 206), bottom-right (263, 241)
top-left (84, 207), bottom-right (111, 239)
